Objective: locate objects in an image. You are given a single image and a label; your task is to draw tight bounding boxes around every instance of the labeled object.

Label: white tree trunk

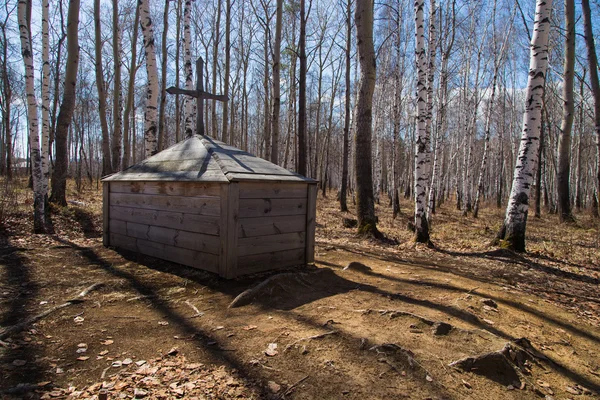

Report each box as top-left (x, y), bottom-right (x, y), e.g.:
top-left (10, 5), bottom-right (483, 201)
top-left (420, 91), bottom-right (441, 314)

top-left (18, 0), bottom-right (46, 232)
top-left (497, 0), bottom-right (553, 252)
top-left (414, 0), bottom-right (430, 243)
top-left (139, 0), bottom-right (159, 157)
top-left (183, 0), bottom-right (194, 137)
top-left (41, 0), bottom-right (50, 200)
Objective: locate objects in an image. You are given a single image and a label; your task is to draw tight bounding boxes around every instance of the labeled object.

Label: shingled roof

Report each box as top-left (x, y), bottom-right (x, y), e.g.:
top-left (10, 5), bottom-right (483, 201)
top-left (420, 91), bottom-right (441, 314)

top-left (103, 135), bottom-right (314, 183)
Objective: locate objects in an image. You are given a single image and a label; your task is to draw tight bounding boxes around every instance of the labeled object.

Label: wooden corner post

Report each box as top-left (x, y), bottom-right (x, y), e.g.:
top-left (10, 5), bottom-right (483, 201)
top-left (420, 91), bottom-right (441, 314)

top-left (219, 183), bottom-right (239, 278)
top-left (306, 184), bottom-right (317, 264)
top-left (103, 182), bottom-right (110, 246)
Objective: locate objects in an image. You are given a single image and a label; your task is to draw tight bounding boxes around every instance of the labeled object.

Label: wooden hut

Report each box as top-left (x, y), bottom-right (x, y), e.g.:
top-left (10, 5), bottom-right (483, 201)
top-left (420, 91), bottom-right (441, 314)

top-left (102, 135), bottom-right (317, 278)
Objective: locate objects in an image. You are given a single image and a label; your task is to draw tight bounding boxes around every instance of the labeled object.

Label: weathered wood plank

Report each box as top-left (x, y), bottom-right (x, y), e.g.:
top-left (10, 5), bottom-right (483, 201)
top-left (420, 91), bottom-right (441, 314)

top-left (109, 232), bottom-right (137, 252)
top-left (110, 206), bottom-right (220, 236)
top-left (238, 182), bottom-right (308, 199)
top-left (109, 192), bottom-right (220, 216)
top-left (225, 182), bottom-right (239, 278)
top-left (104, 170), bottom-right (229, 182)
top-left (103, 182), bottom-right (110, 246)
top-left (110, 181), bottom-right (221, 197)
top-left (238, 215), bottom-right (305, 238)
top-left (136, 238), bottom-right (219, 273)
top-left (237, 248), bottom-right (305, 273)
top-left (306, 184), bottom-right (317, 264)
top-left (237, 232), bottom-right (305, 256)
top-left (219, 184), bottom-right (229, 278)
top-left (109, 219), bottom-right (127, 236)
top-left (226, 172), bottom-right (313, 182)
top-left (115, 221), bottom-right (220, 254)
top-left (238, 198), bottom-right (307, 218)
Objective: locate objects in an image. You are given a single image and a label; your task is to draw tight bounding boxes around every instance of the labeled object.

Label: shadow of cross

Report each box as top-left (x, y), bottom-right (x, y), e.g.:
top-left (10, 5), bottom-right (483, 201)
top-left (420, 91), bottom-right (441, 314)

top-left (166, 57), bottom-right (228, 137)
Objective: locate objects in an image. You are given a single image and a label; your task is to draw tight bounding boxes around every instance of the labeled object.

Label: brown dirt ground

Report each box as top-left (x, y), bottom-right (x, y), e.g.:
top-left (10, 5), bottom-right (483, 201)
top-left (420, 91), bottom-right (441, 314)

top-left (1, 180), bottom-right (600, 399)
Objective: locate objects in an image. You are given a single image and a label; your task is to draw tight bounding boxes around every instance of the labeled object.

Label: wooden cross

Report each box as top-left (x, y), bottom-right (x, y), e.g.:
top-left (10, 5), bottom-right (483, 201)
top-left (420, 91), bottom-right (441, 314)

top-left (166, 57), bottom-right (228, 137)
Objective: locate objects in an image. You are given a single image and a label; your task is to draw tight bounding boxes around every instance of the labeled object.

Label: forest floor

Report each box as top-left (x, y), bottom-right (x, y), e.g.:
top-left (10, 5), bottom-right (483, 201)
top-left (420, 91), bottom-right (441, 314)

top-left (1, 179), bottom-right (600, 399)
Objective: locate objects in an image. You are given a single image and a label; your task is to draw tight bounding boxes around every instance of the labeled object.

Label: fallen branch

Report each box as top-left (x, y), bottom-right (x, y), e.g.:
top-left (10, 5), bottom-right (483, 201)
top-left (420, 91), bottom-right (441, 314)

top-left (284, 331), bottom-right (337, 352)
top-left (283, 375), bottom-right (310, 397)
top-left (0, 282), bottom-right (103, 340)
top-left (184, 300), bottom-right (204, 318)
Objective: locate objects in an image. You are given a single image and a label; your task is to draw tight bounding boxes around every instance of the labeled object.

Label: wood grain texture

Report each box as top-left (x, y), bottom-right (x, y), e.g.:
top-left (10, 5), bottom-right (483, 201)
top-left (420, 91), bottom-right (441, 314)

top-left (237, 232), bottom-right (305, 256)
top-left (306, 184), bottom-right (317, 263)
top-left (225, 182), bottom-right (240, 278)
top-left (219, 184), bottom-right (229, 278)
top-left (238, 182), bottom-right (308, 199)
top-left (238, 198), bottom-right (307, 218)
top-left (103, 182), bottom-right (110, 246)
top-left (136, 238), bottom-right (219, 272)
top-left (110, 192), bottom-right (220, 216)
top-left (109, 206), bottom-right (220, 236)
top-left (237, 248), bottom-right (305, 273)
top-left (112, 220), bottom-right (220, 254)
top-left (110, 181), bottom-right (221, 197)
top-left (238, 215), bottom-right (305, 238)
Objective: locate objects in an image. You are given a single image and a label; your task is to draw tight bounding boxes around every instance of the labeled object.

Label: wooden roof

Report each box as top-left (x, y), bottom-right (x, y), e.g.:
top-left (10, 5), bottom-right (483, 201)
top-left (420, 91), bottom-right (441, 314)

top-left (103, 135), bottom-right (315, 183)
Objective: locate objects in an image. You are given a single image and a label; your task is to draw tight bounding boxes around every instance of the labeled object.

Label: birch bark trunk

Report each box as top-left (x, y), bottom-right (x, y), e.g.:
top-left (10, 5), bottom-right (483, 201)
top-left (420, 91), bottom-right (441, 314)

top-left (139, 0), bottom-right (159, 157)
top-left (413, 0), bottom-right (430, 243)
top-left (496, 0), bottom-right (553, 252)
top-left (19, 0), bottom-right (45, 232)
top-left (41, 0), bottom-right (50, 206)
top-left (183, 0), bottom-right (194, 137)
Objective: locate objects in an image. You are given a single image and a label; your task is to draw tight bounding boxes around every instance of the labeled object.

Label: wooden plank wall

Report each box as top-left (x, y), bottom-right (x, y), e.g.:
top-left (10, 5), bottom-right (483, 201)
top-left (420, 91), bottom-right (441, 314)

top-left (236, 182), bottom-right (309, 275)
top-left (107, 181), bottom-right (222, 273)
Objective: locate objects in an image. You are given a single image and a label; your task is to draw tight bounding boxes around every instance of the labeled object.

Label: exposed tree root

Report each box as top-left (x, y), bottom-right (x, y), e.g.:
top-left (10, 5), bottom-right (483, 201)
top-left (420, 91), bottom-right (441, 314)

top-left (448, 338), bottom-right (543, 387)
top-left (0, 282), bottom-right (103, 340)
top-left (284, 331), bottom-right (337, 352)
top-left (228, 269), bottom-right (335, 308)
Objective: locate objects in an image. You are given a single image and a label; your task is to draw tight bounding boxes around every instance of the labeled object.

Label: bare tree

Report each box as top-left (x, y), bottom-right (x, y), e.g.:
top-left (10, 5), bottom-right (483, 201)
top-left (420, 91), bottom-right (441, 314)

top-left (496, 0), bottom-right (553, 252)
top-left (339, 0), bottom-right (351, 212)
top-left (270, 0), bottom-right (282, 163)
top-left (95, 0), bottom-right (112, 175)
top-left (122, 1), bottom-right (140, 168)
top-left (112, 0), bottom-right (123, 167)
top-left (413, 0), bottom-right (430, 243)
top-left (556, 0), bottom-right (575, 222)
top-left (50, 0), bottom-right (80, 206)
top-left (157, 0), bottom-right (170, 150)
top-left (139, 0), bottom-right (159, 157)
top-left (354, 0), bottom-right (379, 236)
top-left (18, 0), bottom-right (46, 232)
top-left (298, 0), bottom-right (307, 175)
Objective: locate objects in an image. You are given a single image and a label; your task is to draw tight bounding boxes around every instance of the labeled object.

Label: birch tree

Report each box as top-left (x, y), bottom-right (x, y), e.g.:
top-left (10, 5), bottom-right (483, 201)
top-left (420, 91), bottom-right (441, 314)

top-left (18, 0), bottom-right (46, 232)
top-left (41, 0), bottom-right (50, 207)
top-left (183, 0), bottom-right (194, 138)
top-left (139, 0), bottom-right (159, 157)
top-left (496, 0), bottom-right (553, 252)
top-left (413, 0), bottom-right (430, 243)
top-left (354, 0), bottom-right (379, 236)
top-left (556, 0), bottom-right (575, 222)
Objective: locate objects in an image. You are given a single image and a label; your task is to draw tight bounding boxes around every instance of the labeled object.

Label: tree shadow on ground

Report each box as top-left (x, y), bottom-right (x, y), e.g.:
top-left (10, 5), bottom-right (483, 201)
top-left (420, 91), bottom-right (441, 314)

top-left (0, 238), bottom-right (46, 394)
top-left (435, 247), bottom-right (599, 285)
top-left (70, 206), bottom-right (102, 238)
top-left (53, 237), bottom-right (273, 398)
top-left (312, 261), bottom-right (600, 393)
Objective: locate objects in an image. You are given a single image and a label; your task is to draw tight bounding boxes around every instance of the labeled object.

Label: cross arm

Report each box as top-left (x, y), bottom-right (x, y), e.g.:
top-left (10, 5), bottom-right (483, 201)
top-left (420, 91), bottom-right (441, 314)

top-left (166, 86), bottom-right (229, 102)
